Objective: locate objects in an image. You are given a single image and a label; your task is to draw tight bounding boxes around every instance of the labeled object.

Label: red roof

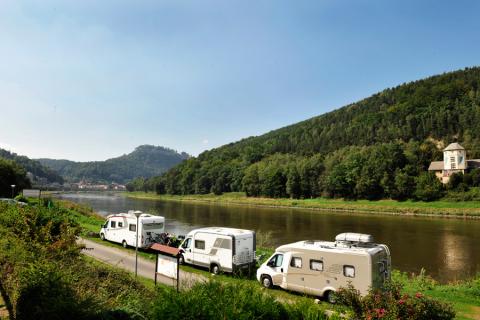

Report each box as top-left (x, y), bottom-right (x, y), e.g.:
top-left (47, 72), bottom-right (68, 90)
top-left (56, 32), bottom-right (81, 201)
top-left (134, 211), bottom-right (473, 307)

top-left (150, 243), bottom-right (180, 256)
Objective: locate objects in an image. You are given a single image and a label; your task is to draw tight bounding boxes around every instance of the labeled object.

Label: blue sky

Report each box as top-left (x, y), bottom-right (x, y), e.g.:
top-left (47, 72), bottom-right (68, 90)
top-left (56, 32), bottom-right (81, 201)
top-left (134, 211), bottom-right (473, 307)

top-left (0, 0), bottom-right (479, 161)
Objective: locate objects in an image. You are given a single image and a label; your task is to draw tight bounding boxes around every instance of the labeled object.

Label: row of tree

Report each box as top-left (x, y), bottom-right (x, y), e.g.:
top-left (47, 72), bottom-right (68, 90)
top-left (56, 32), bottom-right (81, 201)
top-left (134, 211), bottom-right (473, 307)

top-left (129, 140), bottom-right (480, 201)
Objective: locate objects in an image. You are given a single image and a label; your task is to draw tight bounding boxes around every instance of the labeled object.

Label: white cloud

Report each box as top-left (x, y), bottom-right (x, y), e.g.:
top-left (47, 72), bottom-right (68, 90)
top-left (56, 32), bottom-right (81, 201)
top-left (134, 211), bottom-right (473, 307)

top-left (202, 139), bottom-right (209, 145)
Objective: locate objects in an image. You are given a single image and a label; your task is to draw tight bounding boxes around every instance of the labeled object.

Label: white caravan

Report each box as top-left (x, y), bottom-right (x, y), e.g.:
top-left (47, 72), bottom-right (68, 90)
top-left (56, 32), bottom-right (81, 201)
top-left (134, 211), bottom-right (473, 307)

top-left (99, 211), bottom-right (165, 249)
top-left (256, 233), bottom-right (391, 303)
top-left (179, 227), bottom-right (256, 274)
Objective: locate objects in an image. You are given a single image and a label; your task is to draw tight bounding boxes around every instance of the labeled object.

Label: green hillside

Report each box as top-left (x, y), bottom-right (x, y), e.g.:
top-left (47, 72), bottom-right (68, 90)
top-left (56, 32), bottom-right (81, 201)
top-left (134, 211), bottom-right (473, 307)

top-left (37, 145), bottom-right (189, 184)
top-left (0, 148), bottom-right (64, 184)
top-left (142, 67), bottom-right (480, 200)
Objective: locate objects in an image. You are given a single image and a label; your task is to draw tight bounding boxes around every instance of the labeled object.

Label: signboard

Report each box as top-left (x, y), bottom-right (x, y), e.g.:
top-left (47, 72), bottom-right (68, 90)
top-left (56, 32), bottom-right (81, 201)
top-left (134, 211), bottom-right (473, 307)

top-left (151, 243), bottom-right (180, 291)
top-left (22, 189), bottom-right (41, 198)
top-left (156, 254), bottom-right (178, 280)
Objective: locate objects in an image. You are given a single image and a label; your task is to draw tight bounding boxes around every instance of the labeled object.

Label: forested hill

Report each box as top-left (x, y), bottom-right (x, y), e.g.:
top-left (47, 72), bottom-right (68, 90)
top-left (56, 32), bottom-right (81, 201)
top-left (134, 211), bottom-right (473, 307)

top-left (144, 67), bottom-right (480, 200)
top-left (37, 145), bottom-right (189, 184)
top-left (0, 148), bottom-right (64, 184)
top-left (208, 66), bottom-right (480, 157)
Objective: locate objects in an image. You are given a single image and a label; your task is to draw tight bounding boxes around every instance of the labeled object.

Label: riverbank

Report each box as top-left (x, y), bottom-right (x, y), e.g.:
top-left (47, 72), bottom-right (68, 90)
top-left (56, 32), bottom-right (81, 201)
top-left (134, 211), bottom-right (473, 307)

top-left (125, 192), bottom-right (480, 218)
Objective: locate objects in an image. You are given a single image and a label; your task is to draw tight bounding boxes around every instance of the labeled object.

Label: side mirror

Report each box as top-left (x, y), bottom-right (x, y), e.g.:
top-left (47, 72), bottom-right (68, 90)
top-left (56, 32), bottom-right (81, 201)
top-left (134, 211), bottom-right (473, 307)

top-left (267, 260), bottom-right (274, 267)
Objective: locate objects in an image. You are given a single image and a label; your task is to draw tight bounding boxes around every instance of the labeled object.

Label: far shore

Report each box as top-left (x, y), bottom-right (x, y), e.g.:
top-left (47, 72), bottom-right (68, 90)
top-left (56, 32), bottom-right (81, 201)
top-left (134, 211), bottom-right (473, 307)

top-left (124, 192), bottom-right (480, 219)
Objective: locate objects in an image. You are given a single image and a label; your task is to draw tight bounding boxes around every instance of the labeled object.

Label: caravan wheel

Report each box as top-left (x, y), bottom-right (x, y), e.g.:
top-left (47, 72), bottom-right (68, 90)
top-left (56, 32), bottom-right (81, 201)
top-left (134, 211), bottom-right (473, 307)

top-left (178, 254), bottom-right (185, 265)
top-left (211, 264), bottom-right (220, 275)
top-left (325, 290), bottom-right (336, 304)
top-left (261, 275), bottom-right (273, 289)
top-left (122, 240), bottom-right (128, 248)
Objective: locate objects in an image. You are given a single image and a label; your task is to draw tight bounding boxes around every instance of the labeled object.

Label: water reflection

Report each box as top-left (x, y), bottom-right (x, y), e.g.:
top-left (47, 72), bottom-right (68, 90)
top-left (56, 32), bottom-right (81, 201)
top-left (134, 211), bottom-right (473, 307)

top-left (56, 193), bottom-right (480, 283)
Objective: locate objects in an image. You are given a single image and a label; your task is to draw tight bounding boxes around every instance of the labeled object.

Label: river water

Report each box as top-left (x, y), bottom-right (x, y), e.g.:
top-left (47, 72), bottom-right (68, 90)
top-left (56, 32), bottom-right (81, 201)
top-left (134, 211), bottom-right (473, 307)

top-left (56, 192), bottom-right (480, 283)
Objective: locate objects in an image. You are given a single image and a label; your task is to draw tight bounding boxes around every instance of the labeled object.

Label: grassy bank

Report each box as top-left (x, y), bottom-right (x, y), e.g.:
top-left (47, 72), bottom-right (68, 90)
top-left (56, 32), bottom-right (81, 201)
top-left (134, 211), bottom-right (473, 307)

top-left (126, 191), bottom-right (480, 217)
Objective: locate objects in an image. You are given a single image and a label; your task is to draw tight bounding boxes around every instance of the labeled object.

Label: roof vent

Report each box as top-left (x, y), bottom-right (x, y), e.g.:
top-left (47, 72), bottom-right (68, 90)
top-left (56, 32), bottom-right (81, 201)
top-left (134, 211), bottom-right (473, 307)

top-left (335, 233), bottom-right (373, 244)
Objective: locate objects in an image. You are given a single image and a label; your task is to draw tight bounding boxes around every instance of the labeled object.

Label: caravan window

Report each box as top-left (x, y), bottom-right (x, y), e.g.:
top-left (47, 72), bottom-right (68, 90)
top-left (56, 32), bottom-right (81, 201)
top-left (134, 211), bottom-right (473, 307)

top-left (195, 240), bottom-right (205, 250)
top-left (144, 223), bottom-right (164, 230)
top-left (129, 224), bottom-right (136, 232)
top-left (110, 221), bottom-right (116, 228)
top-left (213, 238), bottom-right (231, 249)
top-left (118, 222), bottom-right (123, 228)
top-left (290, 257), bottom-right (302, 269)
top-left (343, 265), bottom-right (355, 278)
top-left (310, 260), bottom-right (324, 271)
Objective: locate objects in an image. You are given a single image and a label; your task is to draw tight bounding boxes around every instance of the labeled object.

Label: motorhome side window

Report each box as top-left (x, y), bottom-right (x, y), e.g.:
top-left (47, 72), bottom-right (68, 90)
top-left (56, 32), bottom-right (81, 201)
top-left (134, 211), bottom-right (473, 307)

top-left (310, 259), bottom-right (323, 271)
top-left (290, 257), bottom-right (302, 268)
top-left (118, 222), bottom-right (123, 228)
top-left (213, 238), bottom-right (231, 249)
top-left (129, 224), bottom-right (136, 232)
top-left (343, 265), bottom-right (355, 278)
top-left (110, 221), bottom-right (116, 228)
top-left (195, 240), bottom-right (205, 250)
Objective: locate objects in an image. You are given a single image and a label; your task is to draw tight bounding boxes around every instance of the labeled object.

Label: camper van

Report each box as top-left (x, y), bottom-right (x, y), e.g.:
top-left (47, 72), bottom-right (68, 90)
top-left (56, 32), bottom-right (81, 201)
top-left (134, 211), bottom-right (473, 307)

top-left (256, 233), bottom-right (391, 303)
top-left (178, 227), bottom-right (256, 274)
top-left (99, 211), bottom-right (165, 249)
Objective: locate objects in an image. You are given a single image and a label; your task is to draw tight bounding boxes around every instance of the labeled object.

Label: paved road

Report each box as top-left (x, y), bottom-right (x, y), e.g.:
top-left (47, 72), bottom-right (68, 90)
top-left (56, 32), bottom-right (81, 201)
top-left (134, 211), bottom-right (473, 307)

top-left (78, 238), bottom-right (204, 288)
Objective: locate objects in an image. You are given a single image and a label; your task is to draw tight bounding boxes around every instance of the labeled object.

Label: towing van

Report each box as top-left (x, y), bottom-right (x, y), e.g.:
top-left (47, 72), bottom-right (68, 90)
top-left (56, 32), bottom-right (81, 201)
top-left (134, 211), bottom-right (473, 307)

top-left (256, 233), bottom-right (391, 302)
top-left (99, 211), bottom-right (165, 248)
top-left (179, 227), bottom-right (256, 274)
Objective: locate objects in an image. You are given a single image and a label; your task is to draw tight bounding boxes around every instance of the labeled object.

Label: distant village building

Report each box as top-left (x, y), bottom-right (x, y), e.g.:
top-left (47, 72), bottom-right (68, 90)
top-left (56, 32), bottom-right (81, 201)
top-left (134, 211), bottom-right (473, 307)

top-left (428, 143), bottom-right (480, 184)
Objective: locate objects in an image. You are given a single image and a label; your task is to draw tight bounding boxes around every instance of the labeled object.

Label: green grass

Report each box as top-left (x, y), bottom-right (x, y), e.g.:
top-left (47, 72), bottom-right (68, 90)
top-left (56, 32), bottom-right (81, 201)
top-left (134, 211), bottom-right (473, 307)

top-left (126, 191), bottom-right (480, 217)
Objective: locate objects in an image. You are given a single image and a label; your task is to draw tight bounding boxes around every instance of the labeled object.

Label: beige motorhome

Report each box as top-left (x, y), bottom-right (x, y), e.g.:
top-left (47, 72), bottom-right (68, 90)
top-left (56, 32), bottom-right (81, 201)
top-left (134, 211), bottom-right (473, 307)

top-left (256, 233), bottom-right (391, 303)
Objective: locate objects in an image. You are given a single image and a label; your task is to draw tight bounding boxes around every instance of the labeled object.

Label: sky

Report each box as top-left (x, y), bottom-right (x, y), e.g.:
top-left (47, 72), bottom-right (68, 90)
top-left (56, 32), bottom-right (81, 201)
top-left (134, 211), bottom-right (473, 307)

top-left (0, 0), bottom-right (479, 161)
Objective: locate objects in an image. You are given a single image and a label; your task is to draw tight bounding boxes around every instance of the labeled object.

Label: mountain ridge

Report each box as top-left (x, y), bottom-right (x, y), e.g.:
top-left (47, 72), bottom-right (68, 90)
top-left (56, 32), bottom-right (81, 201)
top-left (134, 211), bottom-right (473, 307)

top-left (37, 145), bottom-right (189, 184)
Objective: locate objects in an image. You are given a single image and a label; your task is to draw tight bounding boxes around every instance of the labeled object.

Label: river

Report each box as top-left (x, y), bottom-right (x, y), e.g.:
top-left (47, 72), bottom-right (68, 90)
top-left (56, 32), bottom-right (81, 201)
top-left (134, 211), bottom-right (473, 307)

top-left (56, 192), bottom-right (480, 283)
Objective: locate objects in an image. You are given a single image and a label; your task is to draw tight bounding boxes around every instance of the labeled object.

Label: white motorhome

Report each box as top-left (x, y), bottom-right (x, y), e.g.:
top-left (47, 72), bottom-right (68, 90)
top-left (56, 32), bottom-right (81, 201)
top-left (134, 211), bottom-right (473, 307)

top-left (256, 233), bottom-right (391, 303)
top-left (178, 227), bottom-right (256, 274)
top-left (99, 211), bottom-right (165, 249)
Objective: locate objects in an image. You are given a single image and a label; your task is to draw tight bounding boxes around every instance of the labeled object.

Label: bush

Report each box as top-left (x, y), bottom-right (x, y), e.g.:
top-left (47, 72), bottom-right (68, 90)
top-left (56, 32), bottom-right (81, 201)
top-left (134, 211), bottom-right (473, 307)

top-left (150, 280), bottom-right (288, 320)
top-left (414, 172), bottom-right (445, 201)
top-left (336, 281), bottom-right (455, 320)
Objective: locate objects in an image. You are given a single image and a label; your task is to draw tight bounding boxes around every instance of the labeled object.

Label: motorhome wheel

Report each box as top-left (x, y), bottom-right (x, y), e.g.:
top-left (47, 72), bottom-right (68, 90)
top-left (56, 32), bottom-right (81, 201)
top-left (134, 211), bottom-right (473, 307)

top-left (211, 264), bottom-right (220, 275)
top-left (178, 254), bottom-right (185, 265)
top-left (100, 233), bottom-right (105, 241)
top-left (325, 290), bottom-right (336, 304)
top-left (122, 240), bottom-right (127, 248)
top-left (261, 275), bottom-right (273, 289)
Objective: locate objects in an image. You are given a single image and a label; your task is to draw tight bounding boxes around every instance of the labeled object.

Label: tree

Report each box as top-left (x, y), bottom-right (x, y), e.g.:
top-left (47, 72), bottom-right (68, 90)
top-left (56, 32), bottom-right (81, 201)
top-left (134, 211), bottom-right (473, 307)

top-left (0, 158), bottom-right (31, 197)
top-left (415, 172), bottom-right (444, 201)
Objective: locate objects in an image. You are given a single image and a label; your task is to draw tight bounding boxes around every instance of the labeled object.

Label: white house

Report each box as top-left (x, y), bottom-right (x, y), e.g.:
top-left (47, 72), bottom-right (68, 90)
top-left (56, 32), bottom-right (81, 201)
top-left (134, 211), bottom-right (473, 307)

top-left (428, 142), bottom-right (480, 183)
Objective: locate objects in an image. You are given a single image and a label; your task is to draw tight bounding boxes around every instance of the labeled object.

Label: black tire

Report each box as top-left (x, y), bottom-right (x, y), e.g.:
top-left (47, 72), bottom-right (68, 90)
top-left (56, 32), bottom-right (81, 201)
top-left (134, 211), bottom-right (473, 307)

top-left (122, 240), bottom-right (128, 248)
top-left (211, 264), bottom-right (220, 275)
top-left (178, 254), bottom-right (185, 265)
top-left (261, 275), bottom-right (273, 289)
top-left (100, 233), bottom-right (105, 241)
top-left (325, 290), bottom-right (336, 304)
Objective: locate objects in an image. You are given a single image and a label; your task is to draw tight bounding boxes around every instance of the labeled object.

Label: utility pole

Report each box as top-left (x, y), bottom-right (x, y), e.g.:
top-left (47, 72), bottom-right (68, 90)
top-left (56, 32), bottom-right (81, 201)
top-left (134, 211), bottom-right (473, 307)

top-left (134, 210), bottom-right (142, 278)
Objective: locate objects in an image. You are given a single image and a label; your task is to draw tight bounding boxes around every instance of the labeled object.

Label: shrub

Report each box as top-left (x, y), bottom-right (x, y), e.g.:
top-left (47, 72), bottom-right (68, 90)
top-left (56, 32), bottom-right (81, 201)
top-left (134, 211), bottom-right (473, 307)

top-left (336, 280), bottom-right (455, 320)
top-left (150, 280), bottom-right (288, 320)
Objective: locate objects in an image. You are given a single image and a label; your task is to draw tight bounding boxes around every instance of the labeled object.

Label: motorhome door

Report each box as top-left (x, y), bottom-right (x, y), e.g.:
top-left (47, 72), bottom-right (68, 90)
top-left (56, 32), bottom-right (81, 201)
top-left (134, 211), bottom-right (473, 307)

top-left (266, 253), bottom-right (286, 286)
top-left (181, 237), bottom-right (193, 263)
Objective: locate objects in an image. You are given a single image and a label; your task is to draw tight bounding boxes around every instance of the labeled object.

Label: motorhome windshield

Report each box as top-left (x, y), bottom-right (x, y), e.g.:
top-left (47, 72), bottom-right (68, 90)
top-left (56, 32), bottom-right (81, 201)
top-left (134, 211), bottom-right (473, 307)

top-left (143, 222), bottom-right (164, 230)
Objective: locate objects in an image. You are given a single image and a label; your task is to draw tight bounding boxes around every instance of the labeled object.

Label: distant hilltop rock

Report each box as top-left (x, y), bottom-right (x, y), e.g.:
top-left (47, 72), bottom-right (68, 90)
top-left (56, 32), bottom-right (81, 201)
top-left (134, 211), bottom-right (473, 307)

top-left (37, 145), bottom-right (189, 184)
